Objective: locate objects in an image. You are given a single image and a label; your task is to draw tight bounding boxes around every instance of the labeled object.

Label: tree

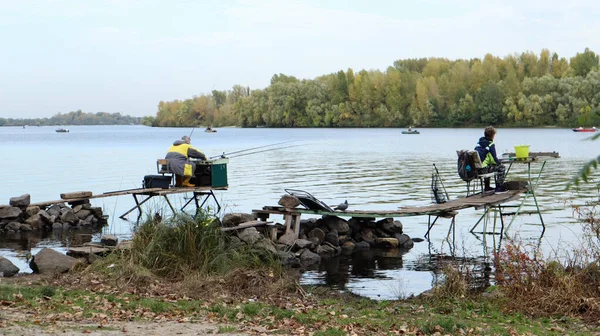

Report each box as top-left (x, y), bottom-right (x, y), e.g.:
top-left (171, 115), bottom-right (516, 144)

top-left (475, 82), bottom-right (504, 125)
top-left (570, 48), bottom-right (599, 77)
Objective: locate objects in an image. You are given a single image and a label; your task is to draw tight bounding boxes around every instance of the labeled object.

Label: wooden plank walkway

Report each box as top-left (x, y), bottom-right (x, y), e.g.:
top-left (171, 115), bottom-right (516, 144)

top-left (258, 189), bottom-right (525, 219)
top-left (0, 186), bottom-right (228, 209)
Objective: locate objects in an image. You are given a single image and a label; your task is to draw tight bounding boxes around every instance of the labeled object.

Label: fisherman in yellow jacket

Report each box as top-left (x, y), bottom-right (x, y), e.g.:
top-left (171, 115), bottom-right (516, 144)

top-left (165, 135), bottom-right (207, 187)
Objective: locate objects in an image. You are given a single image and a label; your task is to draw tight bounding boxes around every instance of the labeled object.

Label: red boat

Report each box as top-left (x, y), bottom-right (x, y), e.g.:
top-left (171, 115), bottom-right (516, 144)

top-left (572, 127), bottom-right (597, 132)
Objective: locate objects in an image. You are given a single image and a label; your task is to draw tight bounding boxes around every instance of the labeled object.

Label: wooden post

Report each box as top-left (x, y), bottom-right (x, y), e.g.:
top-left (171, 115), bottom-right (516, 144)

top-left (292, 214), bottom-right (302, 238)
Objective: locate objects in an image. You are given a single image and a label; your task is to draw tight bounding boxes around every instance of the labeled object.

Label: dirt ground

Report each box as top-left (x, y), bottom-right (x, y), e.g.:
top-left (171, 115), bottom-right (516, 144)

top-left (0, 309), bottom-right (251, 336)
top-left (1, 319), bottom-right (251, 336)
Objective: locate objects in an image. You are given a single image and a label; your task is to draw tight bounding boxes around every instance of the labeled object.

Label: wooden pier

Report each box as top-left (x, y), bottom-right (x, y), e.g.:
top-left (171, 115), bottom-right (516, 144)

top-left (252, 189), bottom-right (529, 238)
top-left (0, 186), bottom-right (227, 220)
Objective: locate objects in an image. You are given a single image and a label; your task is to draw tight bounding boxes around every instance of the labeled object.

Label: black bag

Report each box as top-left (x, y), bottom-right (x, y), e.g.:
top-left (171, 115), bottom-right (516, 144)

top-left (143, 175), bottom-right (171, 189)
top-left (457, 150), bottom-right (477, 182)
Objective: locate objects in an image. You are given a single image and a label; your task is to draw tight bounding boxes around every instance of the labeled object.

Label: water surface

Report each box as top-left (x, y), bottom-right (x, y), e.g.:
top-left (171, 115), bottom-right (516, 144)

top-left (1, 126), bottom-right (597, 299)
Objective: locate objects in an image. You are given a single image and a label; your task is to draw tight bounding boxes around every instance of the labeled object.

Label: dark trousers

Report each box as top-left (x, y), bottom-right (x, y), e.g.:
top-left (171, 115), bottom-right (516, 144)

top-left (483, 164), bottom-right (506, 187)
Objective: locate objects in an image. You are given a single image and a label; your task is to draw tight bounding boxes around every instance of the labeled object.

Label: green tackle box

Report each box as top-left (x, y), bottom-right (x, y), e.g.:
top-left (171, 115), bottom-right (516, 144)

top-left (193, 158), bottom-right (228, 188)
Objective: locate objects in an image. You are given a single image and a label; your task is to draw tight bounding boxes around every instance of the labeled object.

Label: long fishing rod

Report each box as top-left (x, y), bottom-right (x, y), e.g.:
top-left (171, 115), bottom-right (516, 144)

top-left (189, 126), bottom-right (196, 138)
top-left (433, 163), bottom-right (450, 201)
top-left (226, 144), bottom-right (301, 158)
top-left (209, 141), bottom-right (296, 159)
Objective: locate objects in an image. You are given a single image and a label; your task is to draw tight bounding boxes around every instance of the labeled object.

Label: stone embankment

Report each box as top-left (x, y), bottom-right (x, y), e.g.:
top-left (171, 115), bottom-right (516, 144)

top-left (221, 194), bottom-right (417, 267)
top-left (0, 194), bottom-right (107, 232)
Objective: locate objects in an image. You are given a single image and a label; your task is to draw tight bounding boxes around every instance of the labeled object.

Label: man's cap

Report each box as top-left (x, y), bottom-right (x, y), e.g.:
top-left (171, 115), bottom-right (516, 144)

top-left (182, 135), bottom-right (191, 142)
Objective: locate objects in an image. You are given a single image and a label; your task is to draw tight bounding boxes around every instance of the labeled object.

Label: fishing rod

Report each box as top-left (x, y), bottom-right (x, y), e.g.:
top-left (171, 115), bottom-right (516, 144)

top-left (209, 141), bottom-right (296, 159)
top-left (432, 163), bottom-right (450, 201)
top-left (225, 144), bottom-right (301, 158)
top-left (189, 126), bottom-right (196, 138)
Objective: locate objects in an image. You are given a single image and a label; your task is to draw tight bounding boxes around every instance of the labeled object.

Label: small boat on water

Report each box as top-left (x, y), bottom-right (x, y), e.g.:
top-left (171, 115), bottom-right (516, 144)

top-left (55, 128), bottom-right (69, 133)
top-left (572, 127), bottom-right (597, 132)
top-left (205, 127), bottom-right (217, 133)
top-left (402, 127), bottom-right (420, 134)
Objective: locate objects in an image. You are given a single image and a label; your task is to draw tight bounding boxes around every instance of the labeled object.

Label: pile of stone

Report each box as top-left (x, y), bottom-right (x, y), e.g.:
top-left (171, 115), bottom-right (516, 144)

top-left (0, 234), bottom-right (131, 277)
top-left (222, 194), bottom-right (415, 267)
top-left (0, 194), bottom-right (107, 232)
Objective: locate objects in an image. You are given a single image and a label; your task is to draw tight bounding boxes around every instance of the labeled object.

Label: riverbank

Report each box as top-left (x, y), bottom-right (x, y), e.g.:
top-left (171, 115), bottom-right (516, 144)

top-left (1, 271), bottom-right (598, 336)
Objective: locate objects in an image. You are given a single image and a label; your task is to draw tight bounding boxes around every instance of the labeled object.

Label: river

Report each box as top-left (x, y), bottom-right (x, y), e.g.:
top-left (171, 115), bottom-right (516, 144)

top-left (0, 125), bottom-right (597, 299)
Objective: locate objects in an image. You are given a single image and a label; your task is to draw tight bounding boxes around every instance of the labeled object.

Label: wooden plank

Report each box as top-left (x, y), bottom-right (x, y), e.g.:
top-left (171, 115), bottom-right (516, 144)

top-left (60, 191), bottom-right (93, 199)
top-left (220, 220), bottom-right (273, 232)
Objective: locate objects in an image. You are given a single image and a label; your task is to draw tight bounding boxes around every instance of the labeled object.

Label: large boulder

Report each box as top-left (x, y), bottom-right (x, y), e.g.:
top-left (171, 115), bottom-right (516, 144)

top-left (378, 218), bottom-right (403, 234)
top-left (24, 214), bottom-right (44, 230)
top-left (46, 204), bottom-right (62, 218)
top-left (60, 210), bottom-right (78, 224)
top-left (9, 194), bottom-right (30, 208)
top-left (222, 213), bottom-right (254, 227)
top-left (325, 230), bottom-right (339, 246)
top-left (315, 244), bottom-right (337, 258)
top-left (321, 216), bottom-right (350, 234)
top-left (30, 248), bottom-right (77, 274)
top-left (395, 233), bottom-right (412, 247)
top-left (75, 209), bottom-right (92, 220)
top-left (101, 235), bottom-right (118, 246)
top-left (237, 227), bottom-right (261, 245)
top-left (278, 194), bottom-right (301, 208)
top-left (0, 257), bottom-right (19, 277)
top-left (354, 241), bottom-right (371, 250)
top-left (278, 231), bottom-right (297, 246)
top-left (293, 239), bottom-right (313, 250)
top-left (253, 238), bottom-right (277, 254)
top-left (0, 207), bottom-right (22, 220)
top-left (376, 237), bottom-right (399, 249)
top-left (360, 228), bottom-right (376, 246)
top-left (25, 206), bottom-right (41, 217)
top-left (308, 228), bottom-right (325, 244)
top-left (299, 249), bottom-right (321, 265)
top-left (4, 222), bottom-right (21, 231)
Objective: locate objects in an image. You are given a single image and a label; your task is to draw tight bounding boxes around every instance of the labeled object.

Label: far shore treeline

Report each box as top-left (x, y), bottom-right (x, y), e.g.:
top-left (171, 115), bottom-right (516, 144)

top-left (146, 48), bottom-right (600, 128)
top-left (0, 110), bottom-right (141, 127)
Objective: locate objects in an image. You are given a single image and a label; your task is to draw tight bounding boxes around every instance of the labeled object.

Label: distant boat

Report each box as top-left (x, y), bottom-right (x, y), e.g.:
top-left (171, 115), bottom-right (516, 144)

top-left (55, 128), bottom-right (69, 133)
top-left (402, 128), bottom-right (420, 134)
top-left (572, 127), bottom-right (597, 132)
top-left (205, 127), bottom-right (217, 133)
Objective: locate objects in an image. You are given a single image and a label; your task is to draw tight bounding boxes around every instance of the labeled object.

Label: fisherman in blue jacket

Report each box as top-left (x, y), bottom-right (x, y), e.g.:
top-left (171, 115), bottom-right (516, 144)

top-left (474, 126), bottom-right (507, 193)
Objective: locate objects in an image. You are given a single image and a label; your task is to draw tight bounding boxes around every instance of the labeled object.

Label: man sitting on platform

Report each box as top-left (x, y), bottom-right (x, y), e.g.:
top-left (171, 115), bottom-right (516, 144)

top-left (474, 126), bottom-right (507, 193)
top-left (165, 135), bottom-right (207, 187)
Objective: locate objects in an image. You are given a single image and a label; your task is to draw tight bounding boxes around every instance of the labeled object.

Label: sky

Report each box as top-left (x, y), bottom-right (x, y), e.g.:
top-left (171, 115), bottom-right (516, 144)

top-left (0, 0), bottom-right (598, 118)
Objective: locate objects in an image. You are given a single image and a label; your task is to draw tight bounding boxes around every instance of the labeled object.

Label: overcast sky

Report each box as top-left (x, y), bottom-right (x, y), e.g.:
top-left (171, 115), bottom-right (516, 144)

top-left (0, 0), bottom-right (598, 118)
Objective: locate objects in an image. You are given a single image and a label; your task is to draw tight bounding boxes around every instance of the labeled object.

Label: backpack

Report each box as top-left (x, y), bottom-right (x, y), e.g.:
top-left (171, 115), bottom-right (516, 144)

top-left (457, 150), bottom-right (477, 182)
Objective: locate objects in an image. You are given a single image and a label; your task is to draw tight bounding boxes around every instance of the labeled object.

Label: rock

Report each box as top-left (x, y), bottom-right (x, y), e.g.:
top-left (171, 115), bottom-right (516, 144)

top-left (253, 238), bottom-right (277, 254)
top-left (321, 216), bottom-right (350, 234)
top-left (38, 210), bottom-right (53, 224)
top-left (75, 209), bottom-right (92, 220)
top-left (395, 233), bottom-right (411, 246)
top-left (222, 213), bottom-right (255, 227)
top-left (308, 228), bottom-right (325, 244)
top-left (278, 194), bottom-right (301, 208)
top-left (341, 241), bottom-right (355, 253)
top-left (67, 246), bottom-right (112, 258)
top-left (322, 242), bottom-right (342, 256)
top-left (299, 249), bottom-right (321, 265)
top-left (325, 230), bottom-right (339, 246)
top-left (379, 219), bottom-right (403, 234)
top-left (0, 207), bottom-right (22, 220)
top-left (0, 257), bottom-right (19, 277)
top-left (228, 236), bottom-right (244, 248)
top-left (277, 251), bottom-right (300, 267)
top-left (354, 241), bottom-right (371, 250)
top-left (52, 223), bottom-right (64, 230)
top-left (237, 227), bottom-right (261, 245)
top-left (25, 206), bottom-right (41, 217)
top-left (4, 222), bottom-right (21, 231)
top-left (72, 234), bottom-right (92, 246)
top-left (72, 205), bottom-right (83, 213)
top-left (30, 248), bottom-right (77, 274)
top-left (412, 237), bottom-right (425, 243)
top-left (375, 228), bottom-right (391, 238)
top-left (316, 244), bottom-right (336, 258)
top-left (19, 224), bottom-right (32, 231)
top-left (402, 239), bottom-right (414, 249)
top-left (9, 194), bottom-right (30, 208)
top-left (24, 214), bottom-right (44, 230)
top-left (308, 236), bottom-right (320, 248)
top-left (101, 235), bottom-right (118, 246)
top-left (293, 239), bottom-right (313, 250)
top-left (46, 204), bottom-right (61, 217)
top-left (360, 228), bottom-right (376, 246)
top-left (298, 218), bottom-right (318, 232)
top-left (60, 210), bottom-right (78, 223)
top-left (88, 253), bottom-right (103, 264)
top-left (376, 237), bottom-right (399, 248)
top-left (278, 231), bottom-right (297, 246)
top-left (89, 207), bottom-right (103, 218)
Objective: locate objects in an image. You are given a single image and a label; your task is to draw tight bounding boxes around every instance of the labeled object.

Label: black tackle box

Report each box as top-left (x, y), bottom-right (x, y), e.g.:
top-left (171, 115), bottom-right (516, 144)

top-left (143, 175), bottom-right (171, 189)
